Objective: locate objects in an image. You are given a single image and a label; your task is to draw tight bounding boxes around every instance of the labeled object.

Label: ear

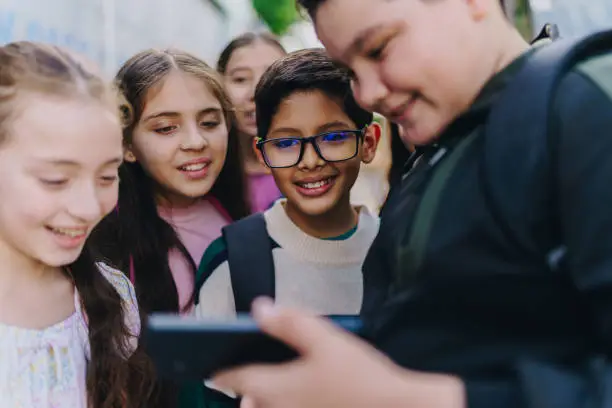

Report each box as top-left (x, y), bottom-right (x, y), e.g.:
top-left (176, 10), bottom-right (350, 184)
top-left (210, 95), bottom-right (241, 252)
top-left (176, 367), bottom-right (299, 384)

top-left (124, 147), bottom-right (137, 163)
top-left (252, 137), bottom-right (268, 167)
top-left (360, 122), bottom-right (381, 165)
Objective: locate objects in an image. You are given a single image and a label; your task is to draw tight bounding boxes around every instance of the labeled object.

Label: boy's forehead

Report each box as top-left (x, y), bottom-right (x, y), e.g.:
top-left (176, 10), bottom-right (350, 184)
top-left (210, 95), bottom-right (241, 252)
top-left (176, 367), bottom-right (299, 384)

top-left (314, 0), bottom-right (399, 60)
top-left (270, 90), bottom-right (355, 133)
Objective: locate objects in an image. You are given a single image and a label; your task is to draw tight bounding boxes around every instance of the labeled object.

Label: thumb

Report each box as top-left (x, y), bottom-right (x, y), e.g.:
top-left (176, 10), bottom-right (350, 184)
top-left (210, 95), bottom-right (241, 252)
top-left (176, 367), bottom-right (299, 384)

top-left (240, 396), bottom-right (256, 408)
top-left (250, 297), bottom-right (345, 356)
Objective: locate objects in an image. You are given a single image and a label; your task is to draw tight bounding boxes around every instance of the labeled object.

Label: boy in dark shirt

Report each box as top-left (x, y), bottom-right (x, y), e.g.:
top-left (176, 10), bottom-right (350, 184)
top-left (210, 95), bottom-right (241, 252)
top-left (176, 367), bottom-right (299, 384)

top-left (211, 1), bottom-right (612, 407)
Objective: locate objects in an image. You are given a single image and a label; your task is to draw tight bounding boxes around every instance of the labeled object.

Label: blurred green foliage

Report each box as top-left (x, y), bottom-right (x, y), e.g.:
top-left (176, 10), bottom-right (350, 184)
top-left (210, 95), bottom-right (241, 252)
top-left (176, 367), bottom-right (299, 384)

top-left (514, 0), bottom-right (535, 39)
top-left (252, 0), bottom-right (300, 35)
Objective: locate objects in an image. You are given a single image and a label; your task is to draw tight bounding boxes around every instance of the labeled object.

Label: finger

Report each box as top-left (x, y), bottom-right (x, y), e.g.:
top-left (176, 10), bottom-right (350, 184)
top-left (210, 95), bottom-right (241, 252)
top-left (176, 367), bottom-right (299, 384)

top-left (213, 362), bottom-right (289, 399)
top-left (251, 297), bottom-right (348, 356)
top-left (240, 396), bottom-right (257, 408)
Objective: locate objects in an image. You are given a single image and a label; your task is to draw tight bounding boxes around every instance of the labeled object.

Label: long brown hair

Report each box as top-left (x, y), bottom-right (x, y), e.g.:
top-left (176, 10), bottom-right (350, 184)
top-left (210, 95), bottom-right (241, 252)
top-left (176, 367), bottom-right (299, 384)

top-left (88, 48), bottom-right (250, 407)
top-left (0, 41), bottom-right (154, 408)
top-left (91, 49), bottom-right (249, 316)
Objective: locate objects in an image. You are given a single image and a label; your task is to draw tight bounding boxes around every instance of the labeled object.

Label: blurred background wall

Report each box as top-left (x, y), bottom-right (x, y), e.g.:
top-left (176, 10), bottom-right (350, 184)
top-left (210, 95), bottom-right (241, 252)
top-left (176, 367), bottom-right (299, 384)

top-left (1, 0), bottom-right (610, 77)
top-left (0, 0), bottom-right (321, 76)
top-left (506, 0), bottom-right (611, 39)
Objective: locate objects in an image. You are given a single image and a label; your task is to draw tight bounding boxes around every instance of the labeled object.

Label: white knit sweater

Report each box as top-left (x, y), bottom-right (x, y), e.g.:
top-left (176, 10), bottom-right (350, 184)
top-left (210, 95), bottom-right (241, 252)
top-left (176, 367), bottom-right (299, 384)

top-left (195, 200), bottom-right (380, 318)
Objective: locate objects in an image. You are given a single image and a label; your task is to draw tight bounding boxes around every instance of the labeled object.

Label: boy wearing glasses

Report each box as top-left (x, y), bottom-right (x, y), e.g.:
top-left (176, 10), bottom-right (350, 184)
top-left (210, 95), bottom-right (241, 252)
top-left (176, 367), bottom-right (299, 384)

top-left (194, 48), bottom-right (380, 318)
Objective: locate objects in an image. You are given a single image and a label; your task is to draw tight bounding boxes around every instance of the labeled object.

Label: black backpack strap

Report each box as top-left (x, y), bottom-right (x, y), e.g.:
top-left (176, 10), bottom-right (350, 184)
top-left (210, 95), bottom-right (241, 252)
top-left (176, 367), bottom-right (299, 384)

top-left (222, 213), bottom-right (275, 313)
top-left (483, 30), bottom-right (612, 266)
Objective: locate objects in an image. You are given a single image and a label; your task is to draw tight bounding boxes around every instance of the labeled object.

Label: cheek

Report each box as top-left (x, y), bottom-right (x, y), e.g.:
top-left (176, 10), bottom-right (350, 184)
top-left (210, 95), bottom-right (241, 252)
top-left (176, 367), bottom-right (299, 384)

top-left (133, 135), bottom-right (178, 173)
top-left (269, 168), bottom-right (294, 194)
top-left (99, 185), bottom-right (119, 217)
top-left (381, 49), bottom-right (420, 92)
top-left (209, 128), bottom-right (229, 163)
top-left (338, 161), bottom-right (361, 187)
top-left (227, 85), bottom-right (248, 105)
top-left (0, 177), bottom-right (54, 227)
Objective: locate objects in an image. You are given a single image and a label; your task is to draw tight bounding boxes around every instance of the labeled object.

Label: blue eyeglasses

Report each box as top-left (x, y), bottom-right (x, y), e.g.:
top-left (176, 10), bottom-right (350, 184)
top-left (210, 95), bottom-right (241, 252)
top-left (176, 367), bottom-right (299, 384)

top-left (256, 128), bottom-right (365, 168)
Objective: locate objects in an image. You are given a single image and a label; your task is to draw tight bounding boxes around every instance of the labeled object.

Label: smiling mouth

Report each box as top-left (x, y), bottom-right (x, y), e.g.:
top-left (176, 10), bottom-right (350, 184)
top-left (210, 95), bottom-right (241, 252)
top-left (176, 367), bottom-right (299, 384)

top-left (178, 162), bottom-right (209, 172)
top-left (296, 177), bottom-right (334, 189)
top-left (244, 111), bottom-right (256, 121)
top-left (389, 96), bottom-right (418, 121)
top-left (47, 226), bottom-right (88, 238)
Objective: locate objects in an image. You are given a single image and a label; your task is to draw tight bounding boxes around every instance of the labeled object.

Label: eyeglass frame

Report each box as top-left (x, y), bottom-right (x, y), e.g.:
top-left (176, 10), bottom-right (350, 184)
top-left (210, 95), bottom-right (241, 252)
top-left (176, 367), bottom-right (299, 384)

top-left (255, 127), bottom-right (367, 169)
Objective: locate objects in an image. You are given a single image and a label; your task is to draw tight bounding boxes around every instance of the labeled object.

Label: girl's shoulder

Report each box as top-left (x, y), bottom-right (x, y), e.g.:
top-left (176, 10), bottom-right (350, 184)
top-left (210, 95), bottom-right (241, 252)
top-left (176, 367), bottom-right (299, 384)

top-left (96, 262), bottom-right (141, 339)
top-left (76, 262), bottom-right (141, 358)
top-left (96, 262), bottom-right (138, 312)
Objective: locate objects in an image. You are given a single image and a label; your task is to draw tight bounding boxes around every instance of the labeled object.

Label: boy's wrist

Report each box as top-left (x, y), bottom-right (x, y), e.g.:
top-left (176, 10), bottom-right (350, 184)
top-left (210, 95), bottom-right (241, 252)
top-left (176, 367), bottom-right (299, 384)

top-left (388, 369), bottom-right (466, 408)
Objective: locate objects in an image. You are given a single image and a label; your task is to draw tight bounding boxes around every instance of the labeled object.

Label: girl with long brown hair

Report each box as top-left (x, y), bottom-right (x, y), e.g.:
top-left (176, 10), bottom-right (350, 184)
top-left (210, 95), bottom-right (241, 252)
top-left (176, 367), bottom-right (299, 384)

top-left (89, 49), bottom-right (250, 407)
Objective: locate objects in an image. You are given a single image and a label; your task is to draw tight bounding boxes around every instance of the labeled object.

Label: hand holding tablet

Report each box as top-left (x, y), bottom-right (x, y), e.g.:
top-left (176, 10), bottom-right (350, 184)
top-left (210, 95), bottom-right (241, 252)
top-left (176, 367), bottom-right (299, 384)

top-left (145, 311), bottom-right (363, 381)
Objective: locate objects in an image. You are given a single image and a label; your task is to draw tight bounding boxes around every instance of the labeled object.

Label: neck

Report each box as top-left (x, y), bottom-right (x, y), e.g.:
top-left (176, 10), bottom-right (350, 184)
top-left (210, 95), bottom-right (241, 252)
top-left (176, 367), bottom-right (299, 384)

top-left (0, 238), bottom-right (63, 290)
top-left (155, 188), bottom-right (200, 210)
top-left (283, 195), bottom-right (358, 239)
top-left (492, 24), bottom-right (530, 74)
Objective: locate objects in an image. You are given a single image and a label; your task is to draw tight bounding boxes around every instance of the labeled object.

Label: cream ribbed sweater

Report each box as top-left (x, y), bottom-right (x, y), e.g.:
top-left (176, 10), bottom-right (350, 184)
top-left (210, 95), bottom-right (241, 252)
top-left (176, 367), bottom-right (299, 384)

top-left (195, 200), bottom-right (380, 318)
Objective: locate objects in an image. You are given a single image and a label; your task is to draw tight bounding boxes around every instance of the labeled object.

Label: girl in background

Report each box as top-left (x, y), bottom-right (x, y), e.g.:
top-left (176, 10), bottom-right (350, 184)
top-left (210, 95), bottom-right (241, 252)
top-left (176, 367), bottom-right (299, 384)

top-left (0, 41), bottom-right (152, 408)
top-left (89, 48), bottom-right (249, 408)
top-left (217, 32), bottom-right (287, 212)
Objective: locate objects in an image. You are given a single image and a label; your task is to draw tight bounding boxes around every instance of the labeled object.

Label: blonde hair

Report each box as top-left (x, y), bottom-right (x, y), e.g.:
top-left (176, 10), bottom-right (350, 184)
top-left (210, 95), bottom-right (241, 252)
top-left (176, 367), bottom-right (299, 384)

top-left (0, 41), bottom-right (124, 144)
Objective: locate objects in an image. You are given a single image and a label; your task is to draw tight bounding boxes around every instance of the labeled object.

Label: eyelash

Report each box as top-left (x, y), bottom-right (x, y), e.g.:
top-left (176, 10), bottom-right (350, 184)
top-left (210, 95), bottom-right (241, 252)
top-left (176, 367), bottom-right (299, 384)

top-left (154, 121), bottom-right (220, 134)
top-left (40, 176), bottom-right (118, 187)
top-left (366, 42), bottom-right (387, 60)
top-left (201, 121), bottom-right (220, 129)
top-left (41, 179), bottom-right (67, 186)
top-left (100, 176), bottom-right (119, 184)
top-left (154, 125), bottom-right (177, 135)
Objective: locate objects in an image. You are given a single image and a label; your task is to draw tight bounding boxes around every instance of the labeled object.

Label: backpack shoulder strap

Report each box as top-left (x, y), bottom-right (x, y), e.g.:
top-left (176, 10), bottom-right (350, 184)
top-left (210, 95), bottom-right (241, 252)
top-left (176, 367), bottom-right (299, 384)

top-left (483, 30), bottom-right (612, 263)
top-left (222, 213), bottom-right (275, 313)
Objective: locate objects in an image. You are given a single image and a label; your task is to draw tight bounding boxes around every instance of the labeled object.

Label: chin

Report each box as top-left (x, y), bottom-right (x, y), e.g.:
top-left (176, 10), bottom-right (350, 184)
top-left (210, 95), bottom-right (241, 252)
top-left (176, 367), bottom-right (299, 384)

top-left (181, 180), bottom-right (217, 198)
top-left (37, 249), bottom-right (83, 268)
top-left (237, 123), bottom-right (256, 138)
top-left (296, 199), bottom-right (338, 217)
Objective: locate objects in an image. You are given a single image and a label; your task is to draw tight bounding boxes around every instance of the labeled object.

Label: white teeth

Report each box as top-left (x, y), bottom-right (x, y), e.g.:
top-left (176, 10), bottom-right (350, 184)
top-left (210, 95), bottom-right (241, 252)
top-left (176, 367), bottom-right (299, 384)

top-left (300, 178), bottom-right (331, 189)
top-left (51, 227), bottom-right (87, 238)
top-left (180, 163), bottom-right (207, 171)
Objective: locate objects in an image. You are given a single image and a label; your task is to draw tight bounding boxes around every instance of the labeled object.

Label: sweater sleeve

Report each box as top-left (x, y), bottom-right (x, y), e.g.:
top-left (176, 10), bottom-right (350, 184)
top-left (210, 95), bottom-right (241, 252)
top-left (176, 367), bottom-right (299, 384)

top-left (465, 56), bottom-right (612, 408)
top-left (194, 237), bottom-right (237, 318)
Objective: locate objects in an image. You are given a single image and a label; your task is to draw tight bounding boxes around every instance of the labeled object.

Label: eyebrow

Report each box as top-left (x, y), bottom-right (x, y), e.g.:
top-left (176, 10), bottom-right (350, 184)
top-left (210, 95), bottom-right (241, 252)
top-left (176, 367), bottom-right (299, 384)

top-left (227, 67), bottom-right (252, 76)
top-left (269, 121), bottom-right (355, 137)
top-left (318, 121), bottom-right (354, 132)
top-left (142, 107), bottom-right (222, 122)
top-left (39, 157), bottom-right (123, 167)
top-left (342, 23), bottom-right (386, 62)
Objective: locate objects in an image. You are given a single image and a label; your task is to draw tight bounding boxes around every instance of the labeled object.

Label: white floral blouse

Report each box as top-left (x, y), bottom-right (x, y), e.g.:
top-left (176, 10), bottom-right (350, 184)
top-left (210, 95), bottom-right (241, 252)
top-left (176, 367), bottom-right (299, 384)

top-left (0, 263), bottom-right (140, 407)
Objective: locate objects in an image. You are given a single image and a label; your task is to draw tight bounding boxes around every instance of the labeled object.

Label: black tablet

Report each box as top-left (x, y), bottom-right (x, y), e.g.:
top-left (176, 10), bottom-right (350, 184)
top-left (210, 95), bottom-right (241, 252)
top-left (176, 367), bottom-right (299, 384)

top-left (145, 313), bottom-right (363, 380)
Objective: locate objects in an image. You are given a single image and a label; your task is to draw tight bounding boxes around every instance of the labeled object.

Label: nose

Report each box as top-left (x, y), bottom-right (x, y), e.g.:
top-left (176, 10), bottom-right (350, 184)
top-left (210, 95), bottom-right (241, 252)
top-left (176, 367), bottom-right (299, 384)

top-left (66, 182), bottom-right (107, 223)
top-left (297, 142), bottom-right (325, 170)
top-left (351, 67), bottom-right (389, 113)
top-left (180, 122), bottom-right (209, 151)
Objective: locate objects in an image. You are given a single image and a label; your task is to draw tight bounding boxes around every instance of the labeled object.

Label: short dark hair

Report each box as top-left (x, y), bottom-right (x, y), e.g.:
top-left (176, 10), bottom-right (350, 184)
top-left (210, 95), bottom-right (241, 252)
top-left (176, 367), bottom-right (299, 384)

top-left (255, 48), bottom-right (373, 138)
